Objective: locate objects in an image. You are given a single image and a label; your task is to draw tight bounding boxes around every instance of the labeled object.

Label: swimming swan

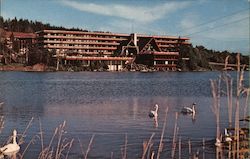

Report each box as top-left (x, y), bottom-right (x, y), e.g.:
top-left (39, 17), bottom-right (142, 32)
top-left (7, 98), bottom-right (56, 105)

top-left (215, 138), bottom-right (222, 147)
top-left (224, 128), bottom-right (232, 142)
top-left (149, 104), bottom-right (159, 118)
top-left (181, 103), bottom-right (196, 114)
top-left (0, 130), bottom-right (20, 156)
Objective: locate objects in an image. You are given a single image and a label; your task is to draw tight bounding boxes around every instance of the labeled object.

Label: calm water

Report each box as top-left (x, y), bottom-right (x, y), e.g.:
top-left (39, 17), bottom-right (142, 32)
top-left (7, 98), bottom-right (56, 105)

top-left (0, 71), bottom-right (249, 158)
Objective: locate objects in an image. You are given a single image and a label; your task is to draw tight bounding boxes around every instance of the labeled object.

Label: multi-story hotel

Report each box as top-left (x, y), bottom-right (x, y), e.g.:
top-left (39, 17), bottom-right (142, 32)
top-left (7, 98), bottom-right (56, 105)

top-left (36, 29), bottom-right (190, 71)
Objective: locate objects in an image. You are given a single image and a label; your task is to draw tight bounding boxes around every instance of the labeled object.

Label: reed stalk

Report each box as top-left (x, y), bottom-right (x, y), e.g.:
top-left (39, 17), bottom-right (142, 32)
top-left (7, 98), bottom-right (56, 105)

top-left (142, 133), bottom-right (155, 159)
top-left (171, 112), bottom-right (178, 159)
top-left (0, 116), bottom-right (4, 134)
top-left (37, 121), bottom-right (73, 159)
top-left (156, 107), bottom-right (169, 159)
top-left (222, 71), bottom-right (233, 127)
top-left (178, 137), bottom-right (181, 159)
top-left (47, 127), bottom-right (58, 155)
top-left (84, 134), bottom-right (95, 159)
top-left (232, 141), bottom-right (236, 159)
top-left (39, 118), bottom-right (44, 151)
top-left (38, 126), bottom-right (56, 158)
top-left (228, 76), bottom-right (233, 127)
top-left (78, 138), bottom-right (85, 158)
top-left (15, 117), bottom-right (35, 158)
top-left (224, 56), bottom-right (230, 70)
top-left (65, 139), bottom-right (74, 159)
top-left (202, 138), bottom-right (205, 159)
top-left (188, 139), bottom-right (191, 156)
top-left (216, 146), bottom-right (222, 159)
top-left (147, 142), bottom-right (153, 159)
top-left (21, 135), bottom-right (38, 159)
top-left (210, 77), bottom-right (221, 141)
top-left (19, 117), bottom-right (34, 145)
top-left (55, 121), bottom-right (66, 159)
top-left (242, 88), bottom-right (250, 121)
top-left (150, 151), bottom-right (155, 159)
top-left (228, 141), bottom-right (231, 159)
top-left (122, 133), bottom-right (127, 159)
top-left (223, 56), bottom-right (233, 127)
top-left (235, 53), bottom-right (241, 159)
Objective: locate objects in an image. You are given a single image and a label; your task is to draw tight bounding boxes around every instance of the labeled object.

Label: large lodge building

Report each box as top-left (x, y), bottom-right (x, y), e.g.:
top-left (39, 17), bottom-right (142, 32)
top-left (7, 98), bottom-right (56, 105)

top-left (1, 28), bottom-right (190, 71)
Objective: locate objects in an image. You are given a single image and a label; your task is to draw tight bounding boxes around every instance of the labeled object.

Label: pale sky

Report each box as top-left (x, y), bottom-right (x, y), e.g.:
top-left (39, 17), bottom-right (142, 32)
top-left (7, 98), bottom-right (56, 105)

top-left (1, 0), bottom-right (249, 54)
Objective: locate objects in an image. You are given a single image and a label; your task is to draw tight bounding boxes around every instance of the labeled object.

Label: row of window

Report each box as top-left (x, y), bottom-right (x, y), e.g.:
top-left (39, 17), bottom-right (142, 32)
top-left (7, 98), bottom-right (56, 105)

top-left (53, 49), bottom-right (112, 53)
top-left (154, 55), bottom-right (178, 58)
top-left (44, 38), bottom-right (118, 44)
top-left (46, 33), bottom-right (123, 39)
top-left (161, 48), bottom-right (179, 52)
top-left (154, 61), bottom-right (176, 65)
top-left (46, 43), bottom-right (116, 48)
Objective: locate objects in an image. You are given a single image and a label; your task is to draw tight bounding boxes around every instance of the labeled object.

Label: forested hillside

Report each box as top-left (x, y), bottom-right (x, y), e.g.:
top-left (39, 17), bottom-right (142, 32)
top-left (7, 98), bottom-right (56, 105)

top-left (0, 16), bottom-right (87, 32)
top-left (178, 45), bottom-right (249, 71)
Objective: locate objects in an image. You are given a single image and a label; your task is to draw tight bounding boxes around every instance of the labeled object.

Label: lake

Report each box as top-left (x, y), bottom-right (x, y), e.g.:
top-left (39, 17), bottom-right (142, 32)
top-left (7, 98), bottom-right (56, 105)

top-left (0, 71), bottom-right (249, 158)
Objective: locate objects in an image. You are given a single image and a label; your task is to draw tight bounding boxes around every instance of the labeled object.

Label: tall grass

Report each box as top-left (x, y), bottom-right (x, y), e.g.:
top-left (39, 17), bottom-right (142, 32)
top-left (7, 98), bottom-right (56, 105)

top-left (211, 53), bottom-right (249, 159)
top-left (210, 76), bottom-right (221, 141)
top-left (242, 88), bottom-right (250, 121)
top-left (222, 58), bottom-right (233, 127)
top-left (121, 133), bottom-right (127, 159)
top-left (156, 107), bottom-right (168, 159)
top-left (142, 133), bottom-right (155, 159)
top-left (171, 112), bottom-right (178, 159)
top-left (234, 53), bottom-right (247, 159)
top-left (37, 120), bottom-right (74, 159)
top-left (0, 116), bottom-right (4, 134)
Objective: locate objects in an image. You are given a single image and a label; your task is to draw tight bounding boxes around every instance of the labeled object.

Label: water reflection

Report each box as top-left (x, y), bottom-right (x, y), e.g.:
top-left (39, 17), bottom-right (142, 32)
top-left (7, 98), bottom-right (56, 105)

top-left (132, 97), bottom-right (138, 120)
top-left (153, 117), bottom-right (158, 128)
top-left (180, 112), bottom-right (196, 124)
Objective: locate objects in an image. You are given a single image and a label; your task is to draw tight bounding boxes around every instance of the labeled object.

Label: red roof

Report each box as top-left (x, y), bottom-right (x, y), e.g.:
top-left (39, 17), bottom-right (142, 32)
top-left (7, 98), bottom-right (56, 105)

top-left (12, 32), bottom-right (36, 39)
top-left (0, 28), bottom-right (36, 39)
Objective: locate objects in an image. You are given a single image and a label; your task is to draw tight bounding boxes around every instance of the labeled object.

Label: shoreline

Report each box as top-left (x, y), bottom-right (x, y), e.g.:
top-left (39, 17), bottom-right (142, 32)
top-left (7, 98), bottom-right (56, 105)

top-left (0, 65), bottom-right (213, 72)
top-left (0, 64), bottom-right (248, 72)
top-left (0, 64), bottom-right (48, 72)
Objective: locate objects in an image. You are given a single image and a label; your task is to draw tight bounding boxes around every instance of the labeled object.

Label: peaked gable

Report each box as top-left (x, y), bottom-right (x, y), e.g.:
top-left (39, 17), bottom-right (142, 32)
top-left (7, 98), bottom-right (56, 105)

top-left (116, 39), bottom-right (138, 56)
top-left (138, 37), bottom-right (161, 53)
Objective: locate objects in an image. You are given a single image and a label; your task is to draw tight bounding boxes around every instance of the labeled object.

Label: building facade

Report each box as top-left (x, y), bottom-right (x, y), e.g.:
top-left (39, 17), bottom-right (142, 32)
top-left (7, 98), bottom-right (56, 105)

top-left (36, 29), bottom-right (190, 71)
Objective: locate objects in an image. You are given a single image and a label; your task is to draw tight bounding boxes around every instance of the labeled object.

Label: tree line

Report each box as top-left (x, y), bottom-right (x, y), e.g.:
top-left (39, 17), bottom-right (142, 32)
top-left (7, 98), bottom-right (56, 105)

top-left (178, 45), bottom-right (249, 71)
top-left (0, 16), bottom-right (87, 33)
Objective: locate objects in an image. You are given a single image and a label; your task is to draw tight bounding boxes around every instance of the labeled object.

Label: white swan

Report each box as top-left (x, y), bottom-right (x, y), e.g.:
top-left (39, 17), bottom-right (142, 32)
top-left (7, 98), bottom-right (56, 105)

top-left (193, 149), bottom-right (199, 159)
top-left (181, 103), bottom-right (196, 114)
top-left (149, 104), bottom-right (158, 118)
top-left (224, 128), bottom-right (232, 142)
top-left (215, 138), bottom-right (222, 147)
top-left (0, 130), bottom-right (20, 156)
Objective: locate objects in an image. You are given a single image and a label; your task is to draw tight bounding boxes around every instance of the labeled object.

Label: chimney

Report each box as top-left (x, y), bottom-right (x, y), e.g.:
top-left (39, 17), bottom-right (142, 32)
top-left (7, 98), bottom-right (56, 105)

top-left (131, 33), bottom-right (137, 46)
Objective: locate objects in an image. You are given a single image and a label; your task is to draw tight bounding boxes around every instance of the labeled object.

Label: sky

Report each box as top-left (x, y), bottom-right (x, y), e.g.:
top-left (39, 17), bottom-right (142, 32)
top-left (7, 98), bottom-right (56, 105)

top-left (1, 0), bottom-right (249, 54)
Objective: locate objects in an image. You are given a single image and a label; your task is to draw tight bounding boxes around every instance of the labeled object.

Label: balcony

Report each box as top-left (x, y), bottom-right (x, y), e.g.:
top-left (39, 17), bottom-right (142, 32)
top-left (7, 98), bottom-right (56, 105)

top-left (45, 45), bottom-right (117, 50)
top-left (43, 40), bottom-right (120, 46)
top-left (43, 35), bottom-right (127, 41)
